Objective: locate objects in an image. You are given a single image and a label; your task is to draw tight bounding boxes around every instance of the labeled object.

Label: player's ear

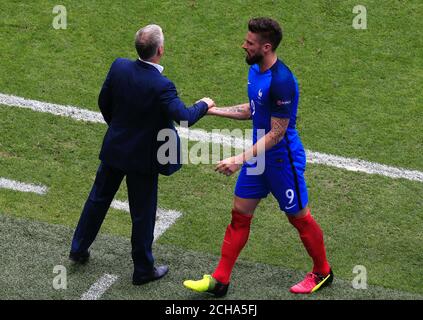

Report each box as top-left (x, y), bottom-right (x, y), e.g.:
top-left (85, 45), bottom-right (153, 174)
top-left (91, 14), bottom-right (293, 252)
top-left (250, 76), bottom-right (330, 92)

top-left (263, 43), bottom-right (272, 53)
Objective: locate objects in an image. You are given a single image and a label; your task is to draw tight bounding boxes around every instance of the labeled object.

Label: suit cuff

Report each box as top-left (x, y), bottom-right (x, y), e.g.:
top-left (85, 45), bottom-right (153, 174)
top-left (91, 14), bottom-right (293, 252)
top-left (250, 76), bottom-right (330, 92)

top-left (196, 101), bottom-right (209, 116)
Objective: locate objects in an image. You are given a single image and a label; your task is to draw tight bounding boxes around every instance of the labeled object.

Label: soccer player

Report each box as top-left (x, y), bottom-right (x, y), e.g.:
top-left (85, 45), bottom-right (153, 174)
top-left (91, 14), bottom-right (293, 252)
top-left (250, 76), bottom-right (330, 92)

top-left (183, 18), bottom-right (333, 296)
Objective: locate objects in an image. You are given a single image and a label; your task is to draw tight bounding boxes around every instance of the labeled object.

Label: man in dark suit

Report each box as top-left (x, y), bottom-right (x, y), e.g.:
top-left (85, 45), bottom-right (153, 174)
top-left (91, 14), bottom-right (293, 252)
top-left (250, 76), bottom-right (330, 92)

top-left (69, 24), bottom-right (214, 285)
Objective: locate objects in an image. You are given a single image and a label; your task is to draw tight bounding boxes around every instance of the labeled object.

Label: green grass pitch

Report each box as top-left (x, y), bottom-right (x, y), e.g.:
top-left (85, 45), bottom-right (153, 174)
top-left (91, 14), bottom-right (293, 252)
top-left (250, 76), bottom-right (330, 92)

top-left (0, 0), bottom-right (422, 299)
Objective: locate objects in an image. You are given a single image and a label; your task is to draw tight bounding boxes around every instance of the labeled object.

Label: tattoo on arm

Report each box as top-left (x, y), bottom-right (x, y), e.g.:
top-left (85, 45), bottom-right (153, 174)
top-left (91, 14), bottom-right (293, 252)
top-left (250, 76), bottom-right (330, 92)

top-left (247, 117), bottom-right (289, 159)
top-left (219, 106), bottom-right (246, 113)
top-left (269, 117), bottom-right (289, 145)
top-left (212, 103), bottom-right (251, 119)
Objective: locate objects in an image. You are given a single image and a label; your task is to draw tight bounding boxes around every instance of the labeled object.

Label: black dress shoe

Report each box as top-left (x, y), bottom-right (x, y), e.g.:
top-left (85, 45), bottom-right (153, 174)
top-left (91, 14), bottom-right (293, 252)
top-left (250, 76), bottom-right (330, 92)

top-left (69, 250), bottom-right (90, 264)
top-left (133, 265), bottom-right (169, 285)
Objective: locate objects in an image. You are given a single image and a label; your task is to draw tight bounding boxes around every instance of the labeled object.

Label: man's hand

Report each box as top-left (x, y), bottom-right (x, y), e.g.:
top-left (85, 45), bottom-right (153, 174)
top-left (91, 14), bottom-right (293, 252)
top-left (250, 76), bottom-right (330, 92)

top-left (207, 106), bottom-right (217, 115)
top-left (198, 97), bottom-right (215, 109)
top-left (205, 103), bottom-right (251, 120)
top-left (215, 155), bottom-right (243, 176)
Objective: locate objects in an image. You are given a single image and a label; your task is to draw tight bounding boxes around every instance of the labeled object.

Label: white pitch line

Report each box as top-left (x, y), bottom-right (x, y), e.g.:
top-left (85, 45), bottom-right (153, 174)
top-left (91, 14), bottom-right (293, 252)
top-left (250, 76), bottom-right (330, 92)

top-left (78, 202), bottom-right (181, 300)
top-left (0, 93), bottom-right (104, 124)
top-left (111, 200), bottom-right (182, 240)
top-left (80, 273), bottom-right (118, 300)
top-left (306, 151), bottom-right (423, 182)
top-left (178, 118), bottom-right (423, 183)
top-left (1, 93), bottom-right (422, 183)
top-left (0, 178), bottom-right (181, 240)
top-left (0, 177), bottom-right (48, 194)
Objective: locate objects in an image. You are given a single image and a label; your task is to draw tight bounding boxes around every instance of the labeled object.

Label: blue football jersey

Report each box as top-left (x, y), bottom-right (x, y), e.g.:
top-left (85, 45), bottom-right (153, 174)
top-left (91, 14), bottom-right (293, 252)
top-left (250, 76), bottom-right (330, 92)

top-left (236, 59), bottom-right (308, 211)
top-left (247, 59), bottom-right (302, 160)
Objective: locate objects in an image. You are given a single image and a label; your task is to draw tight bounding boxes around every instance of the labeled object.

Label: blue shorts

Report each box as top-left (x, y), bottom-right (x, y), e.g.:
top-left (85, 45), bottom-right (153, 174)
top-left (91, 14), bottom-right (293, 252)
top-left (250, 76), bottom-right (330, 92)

top-left (234, 151), bottom-right (308, 214)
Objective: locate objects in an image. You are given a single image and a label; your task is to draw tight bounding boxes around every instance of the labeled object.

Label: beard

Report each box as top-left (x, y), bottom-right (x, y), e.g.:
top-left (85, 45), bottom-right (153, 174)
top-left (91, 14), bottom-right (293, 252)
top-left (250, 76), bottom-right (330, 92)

top-left (245, 52), bottom-right (264, 65)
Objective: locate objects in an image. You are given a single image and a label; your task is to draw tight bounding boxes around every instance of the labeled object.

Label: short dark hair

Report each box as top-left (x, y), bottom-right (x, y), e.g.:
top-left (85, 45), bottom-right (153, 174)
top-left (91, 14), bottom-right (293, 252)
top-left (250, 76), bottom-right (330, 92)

top-left (248, 17), bottom-right (282, 51)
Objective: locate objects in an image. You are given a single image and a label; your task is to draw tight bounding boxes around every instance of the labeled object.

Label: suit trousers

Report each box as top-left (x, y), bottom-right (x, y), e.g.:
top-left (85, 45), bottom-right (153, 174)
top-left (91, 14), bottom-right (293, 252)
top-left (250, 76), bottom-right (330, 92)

top-left (71, 162), bottom-right (159, 277)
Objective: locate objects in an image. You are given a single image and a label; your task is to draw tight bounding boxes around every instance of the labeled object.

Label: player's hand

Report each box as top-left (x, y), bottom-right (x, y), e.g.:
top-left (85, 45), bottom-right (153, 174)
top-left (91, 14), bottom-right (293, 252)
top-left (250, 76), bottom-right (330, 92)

top-left (207, 106), bottom-right (217, 115)
top-left (215, 155), bottom-right (243, 176)
top-left (198, 97), bottom-right (215, 109)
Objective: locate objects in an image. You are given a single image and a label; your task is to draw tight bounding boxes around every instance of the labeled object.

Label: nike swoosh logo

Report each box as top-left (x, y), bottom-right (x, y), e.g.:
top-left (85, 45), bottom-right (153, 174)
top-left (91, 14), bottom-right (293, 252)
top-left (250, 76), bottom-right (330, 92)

top-left (285, 204), bottom-right (296, 210)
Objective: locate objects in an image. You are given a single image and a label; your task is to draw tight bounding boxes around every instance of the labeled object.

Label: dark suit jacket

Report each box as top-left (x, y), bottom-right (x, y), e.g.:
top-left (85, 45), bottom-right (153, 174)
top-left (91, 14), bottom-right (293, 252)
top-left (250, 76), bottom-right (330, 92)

top-left (98, 58), bottom-right (208, 174)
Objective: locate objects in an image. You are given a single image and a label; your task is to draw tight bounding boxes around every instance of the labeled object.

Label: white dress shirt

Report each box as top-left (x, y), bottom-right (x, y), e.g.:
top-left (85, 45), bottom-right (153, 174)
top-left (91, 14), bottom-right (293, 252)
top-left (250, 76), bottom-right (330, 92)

top-left (139, 58), bottom-right (164, 74)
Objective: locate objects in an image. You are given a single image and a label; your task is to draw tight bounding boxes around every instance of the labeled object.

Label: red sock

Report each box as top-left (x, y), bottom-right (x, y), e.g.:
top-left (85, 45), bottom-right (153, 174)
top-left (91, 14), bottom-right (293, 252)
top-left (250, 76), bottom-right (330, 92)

top-left (288, 209), bottom-right (331, 275)
top-left (212, 209), bottom-right (253, 285)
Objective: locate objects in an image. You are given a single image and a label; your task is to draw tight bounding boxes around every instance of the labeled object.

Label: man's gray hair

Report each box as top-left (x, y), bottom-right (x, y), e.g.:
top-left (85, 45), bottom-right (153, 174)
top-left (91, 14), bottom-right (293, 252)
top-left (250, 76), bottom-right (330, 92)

top-left (135, 24), bottom-right (164, 61)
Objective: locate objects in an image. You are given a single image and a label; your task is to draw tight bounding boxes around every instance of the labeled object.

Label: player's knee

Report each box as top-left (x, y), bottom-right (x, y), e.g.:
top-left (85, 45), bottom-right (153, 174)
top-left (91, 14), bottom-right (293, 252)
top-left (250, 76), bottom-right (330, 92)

top-left (286, 206), bottom-right (309, 220)
top-left (232, 205), bottom-right (251, 215)
top-left (232, 203), bottom-right (255, 215)
top-left (232, 197), bottom-right (259, 215)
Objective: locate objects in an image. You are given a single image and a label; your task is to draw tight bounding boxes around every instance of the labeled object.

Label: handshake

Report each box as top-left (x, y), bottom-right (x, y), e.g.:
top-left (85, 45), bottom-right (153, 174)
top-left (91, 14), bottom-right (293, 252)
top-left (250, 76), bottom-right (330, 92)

top-left (198, 97), bottom-right (215, 110)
